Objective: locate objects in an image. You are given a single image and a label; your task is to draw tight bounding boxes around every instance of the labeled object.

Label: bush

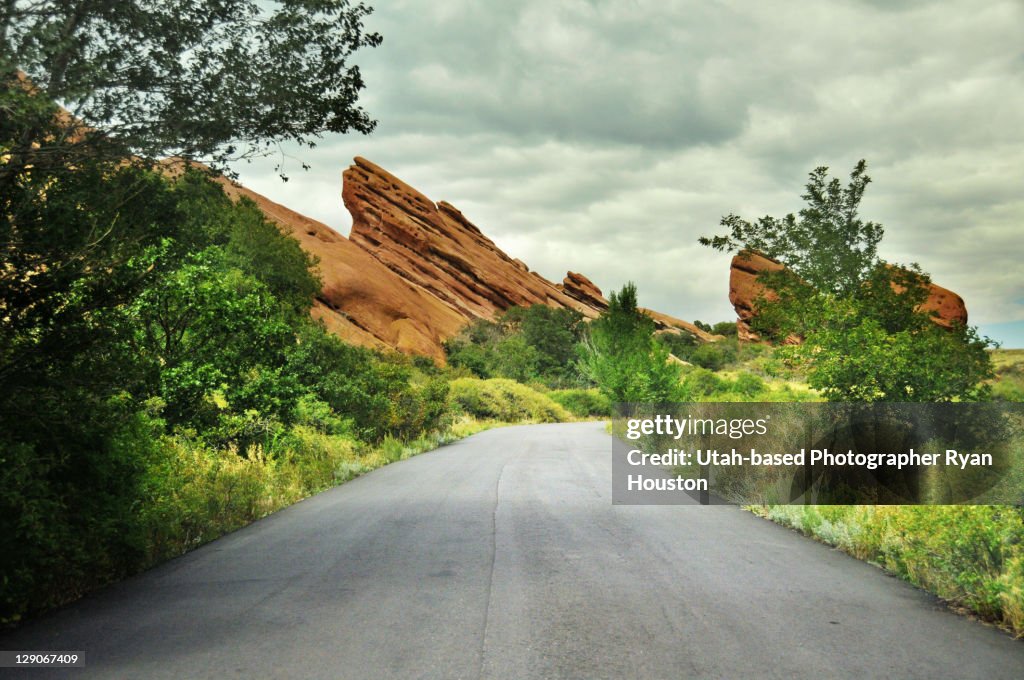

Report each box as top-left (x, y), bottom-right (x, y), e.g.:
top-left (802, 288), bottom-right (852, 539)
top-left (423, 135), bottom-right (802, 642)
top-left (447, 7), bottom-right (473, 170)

top-left (443, 306), bottom-right (585, 387)
top-left (679, 368), bottom-right (726, 400)
top-left (689, 340), bottom-right (738, 371)
top-left (731, 372), bottom-right (767, 398)
top-left (0, 405), bottom-right (163, 624)
top-left (449, 378), bottom-right (570, 423)
top-left (711, 321), bottom-right (738, 337)
top-left (548, 389), bottom-right (612, 417)
top-left (657, 330), bottom-right (699, 361)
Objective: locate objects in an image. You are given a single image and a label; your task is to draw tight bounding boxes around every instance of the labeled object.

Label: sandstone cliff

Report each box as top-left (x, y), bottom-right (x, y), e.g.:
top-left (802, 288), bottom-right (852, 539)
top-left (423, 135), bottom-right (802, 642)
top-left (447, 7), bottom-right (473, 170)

top-left (344, 157), bottom-right (599, 321)
top-left (210, 157), bottom-right (713, 361)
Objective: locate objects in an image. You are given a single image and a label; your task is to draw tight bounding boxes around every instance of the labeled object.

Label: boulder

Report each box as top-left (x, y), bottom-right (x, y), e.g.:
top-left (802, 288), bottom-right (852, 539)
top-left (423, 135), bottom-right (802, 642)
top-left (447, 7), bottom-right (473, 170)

top-left (728, 250), bottom-right (968, 341)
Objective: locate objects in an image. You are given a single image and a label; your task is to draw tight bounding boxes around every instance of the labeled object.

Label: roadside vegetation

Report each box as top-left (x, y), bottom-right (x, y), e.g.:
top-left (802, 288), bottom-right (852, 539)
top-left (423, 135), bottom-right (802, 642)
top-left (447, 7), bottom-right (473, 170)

top-left (0, 0), bottom-right (586, 626)
top-left (696, 161), bottom-right (1022, 637)
top-left (0, 157), bottom-right (587, 625)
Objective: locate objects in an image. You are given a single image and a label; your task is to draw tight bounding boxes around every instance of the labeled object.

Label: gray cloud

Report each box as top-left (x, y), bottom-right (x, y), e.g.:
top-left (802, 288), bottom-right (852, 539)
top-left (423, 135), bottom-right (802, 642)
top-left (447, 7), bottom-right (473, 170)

top-left (238, 0), bottom-right (1024, 344)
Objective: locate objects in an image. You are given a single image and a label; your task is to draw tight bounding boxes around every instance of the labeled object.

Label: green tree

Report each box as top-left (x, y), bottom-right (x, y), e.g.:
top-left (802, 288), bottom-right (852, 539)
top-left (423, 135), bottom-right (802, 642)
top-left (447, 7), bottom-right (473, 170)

top-left (169, 169), bottom-right (322, 314)
top-left (129, 247), bottom-right (301, 445)
top-left (1, 0), bottom-right (381, 181)
top-left (0, 0), bottom-right (384, 622)
top-left (519, 305), bottom-right (584, 381)
top-left (711, 321), bottom-right (737, 337)
top-left (285, 323), bottom-right (448, 442)
top-left (700, 160), bottom-right (993, 402)
top-left (580, 283), bottom-right (682, 403)
top-left (700, 160), bottom-right (882, 296)
top-left (444, 306), bottom-right (586, 387)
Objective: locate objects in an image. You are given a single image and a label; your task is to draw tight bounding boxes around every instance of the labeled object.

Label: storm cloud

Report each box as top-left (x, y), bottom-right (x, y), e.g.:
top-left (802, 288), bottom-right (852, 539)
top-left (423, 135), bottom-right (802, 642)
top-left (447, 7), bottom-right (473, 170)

top-left (237, 0), bottom-right (1024, 345)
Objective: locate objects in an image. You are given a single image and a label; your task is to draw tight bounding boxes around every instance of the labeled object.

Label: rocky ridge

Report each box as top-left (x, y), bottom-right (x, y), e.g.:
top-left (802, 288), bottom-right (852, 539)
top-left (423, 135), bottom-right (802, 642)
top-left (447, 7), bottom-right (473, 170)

top-left (216, 157), bottom-right (715, 361)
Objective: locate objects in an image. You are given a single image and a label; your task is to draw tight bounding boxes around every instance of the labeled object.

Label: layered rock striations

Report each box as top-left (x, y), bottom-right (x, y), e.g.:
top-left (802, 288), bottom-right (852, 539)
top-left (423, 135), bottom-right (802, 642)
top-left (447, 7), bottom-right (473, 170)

top-left (215, 176), bottom-right (467, 360)
top-left (208, 156), bottom-right (714, 361)
top-left (343, 157), bottom-right (600, 321)
top-left (729, 251), bottom-right (968, 342)
top-left (558, 272), bottom-right (607, 311)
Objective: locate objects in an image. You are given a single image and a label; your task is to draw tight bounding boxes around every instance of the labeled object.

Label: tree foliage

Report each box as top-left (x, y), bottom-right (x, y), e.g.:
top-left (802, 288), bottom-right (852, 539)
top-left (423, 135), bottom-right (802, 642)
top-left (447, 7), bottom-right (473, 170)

top-left (700, 160), bottom-right (882, 296)
top-left (699, 160), bottom-right (993, 402)
top-left (579, 283), bottom-right (682, 403)
top-left (444, 305), bottom-right (586, 387)
top-left (1, 0), bottom-right (381, 178)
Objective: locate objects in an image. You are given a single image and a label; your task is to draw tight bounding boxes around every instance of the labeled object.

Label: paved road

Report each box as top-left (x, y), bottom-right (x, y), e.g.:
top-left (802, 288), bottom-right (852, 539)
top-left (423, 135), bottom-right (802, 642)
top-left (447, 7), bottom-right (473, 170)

top-left (2, 422), bottom-right (1023, 679)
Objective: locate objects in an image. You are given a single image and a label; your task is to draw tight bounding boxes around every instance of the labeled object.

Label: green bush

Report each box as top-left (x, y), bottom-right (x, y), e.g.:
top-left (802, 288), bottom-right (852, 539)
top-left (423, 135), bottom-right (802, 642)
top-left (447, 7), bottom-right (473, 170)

top-left (731, 372), bottom-right (767, 398)
top-left (0, 404), bottom-right (164, 624)
top-left (444, 306), bottom-right (586, 387)
top-left (690, 340), bottom-right (738, 371)
top-left (548, 388), bottom-right (612, 417)
top-left (657, 330), bottom-right (699, 361)
top-left (679, 368), bottom-right (726, 400)
top-left (711, 321), bottom-right (738, 337)
top-left (449, 378), bottom-right (570, 423)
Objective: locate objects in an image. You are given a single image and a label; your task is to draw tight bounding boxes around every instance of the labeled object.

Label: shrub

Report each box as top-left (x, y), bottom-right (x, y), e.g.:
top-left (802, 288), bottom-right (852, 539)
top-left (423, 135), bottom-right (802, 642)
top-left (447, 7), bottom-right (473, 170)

top-left (449, 378), bottom-right (570, 423)
top-left (548, 389), bottom-right (612, 417)
top-left (679, 368), bottom-right (726, 400)
top-left (711, 321), bottom-right (738, 337)
top-left (689, 340), bottom-right (738, 371)
top-left (657, 330), bottom-right (698, 361)
top-left (731, 372), bottom-right (767, 398)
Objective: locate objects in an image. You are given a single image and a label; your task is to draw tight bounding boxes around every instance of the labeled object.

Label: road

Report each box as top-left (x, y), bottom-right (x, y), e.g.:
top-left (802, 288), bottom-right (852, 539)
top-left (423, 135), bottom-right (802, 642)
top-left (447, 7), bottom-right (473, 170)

top-left (2, 422), bottom-right (1023, 679)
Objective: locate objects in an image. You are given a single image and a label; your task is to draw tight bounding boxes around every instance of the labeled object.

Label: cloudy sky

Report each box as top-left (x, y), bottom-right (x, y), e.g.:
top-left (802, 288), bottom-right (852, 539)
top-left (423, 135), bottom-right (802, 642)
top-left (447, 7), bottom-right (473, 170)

top-left (237, 0), bottom-right (1024, 347)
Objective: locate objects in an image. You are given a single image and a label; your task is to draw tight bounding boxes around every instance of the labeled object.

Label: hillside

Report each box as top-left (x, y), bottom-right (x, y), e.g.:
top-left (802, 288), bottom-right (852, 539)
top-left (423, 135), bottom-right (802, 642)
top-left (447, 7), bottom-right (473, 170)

top-left (213, 157), bottom-right (717, 361)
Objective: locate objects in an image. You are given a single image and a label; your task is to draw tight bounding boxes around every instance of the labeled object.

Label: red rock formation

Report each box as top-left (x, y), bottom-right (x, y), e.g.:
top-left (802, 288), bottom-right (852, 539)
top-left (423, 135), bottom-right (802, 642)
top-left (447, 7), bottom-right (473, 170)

top-left (213, 175), bottom-right (467, 362)
top-left (344, 157), bottom-right (600, 321)
top-left (558, 271), bottom-right (607, 311)
top-left (642, 309), bottom-right (721, 344)
top-left (172, 156), bottom-right (714, 361)
top-left (902, 278), bottom-right (967, 330)
top-left (729, 251), bottom-right (787, 342)
top-left (729, 250), bottom-right (968, 341)
top-left (53, 93), bottom-right (712, 360)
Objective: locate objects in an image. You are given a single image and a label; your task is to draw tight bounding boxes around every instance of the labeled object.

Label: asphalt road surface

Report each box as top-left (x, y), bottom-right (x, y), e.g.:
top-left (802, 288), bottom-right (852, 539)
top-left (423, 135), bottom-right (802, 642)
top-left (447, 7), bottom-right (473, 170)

top-left (3, 422), bottom-right (1023, 679)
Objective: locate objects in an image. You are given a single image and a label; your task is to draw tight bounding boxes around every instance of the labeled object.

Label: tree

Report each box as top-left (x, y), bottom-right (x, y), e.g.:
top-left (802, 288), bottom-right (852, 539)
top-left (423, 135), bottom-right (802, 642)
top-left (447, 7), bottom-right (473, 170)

top-left (1, 0), bottom-right (382, 182)
top-left (580, 283), bottom-right (682, 403)
top-left (0, 1), bottom-right (384, 622)
top-left (699, 160), bottom-right (993, 402)
top-left (700, 160), bottom-right (882, 296)
top-left (443, 306), bottom-right (586, 387)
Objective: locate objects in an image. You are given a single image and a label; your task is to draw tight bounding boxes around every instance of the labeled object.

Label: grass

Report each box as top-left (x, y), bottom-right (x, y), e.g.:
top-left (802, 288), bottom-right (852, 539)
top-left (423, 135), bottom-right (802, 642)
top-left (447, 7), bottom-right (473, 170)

top-left (141, 413), bottom-right (550, 569)
top-left (990, 349), bottom-right (1024, 401)
top-left (749, 504), bottom-right (1024, 637)
top-left (730, 348), bottom-right (1024, 636)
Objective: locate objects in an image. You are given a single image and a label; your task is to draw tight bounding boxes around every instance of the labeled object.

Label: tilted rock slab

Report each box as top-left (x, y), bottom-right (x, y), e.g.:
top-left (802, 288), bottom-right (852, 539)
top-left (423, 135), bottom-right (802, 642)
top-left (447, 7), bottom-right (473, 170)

top-left (207, 156), bottom-right (715, 361)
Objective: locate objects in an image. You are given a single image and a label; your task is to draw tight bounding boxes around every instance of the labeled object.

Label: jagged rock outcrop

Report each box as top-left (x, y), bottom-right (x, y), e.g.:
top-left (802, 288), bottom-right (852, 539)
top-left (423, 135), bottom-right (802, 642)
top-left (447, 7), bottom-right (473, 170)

top-left (214, 176), bottom-right (467, 360)
top-left (193, 156), bottom-right (715, 361)
top-left (729, 251), bottom-right (787, 342)
top-left (558, 271), bottom-right (607, 311)
top-left (344, 157), bottom-right (599, 321)
top-left (729, 250), bottom-right (968, 342)
top-left (642, 309), bottom-right (721, 343)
